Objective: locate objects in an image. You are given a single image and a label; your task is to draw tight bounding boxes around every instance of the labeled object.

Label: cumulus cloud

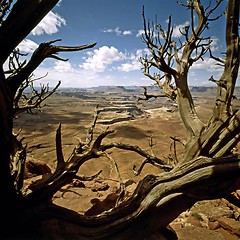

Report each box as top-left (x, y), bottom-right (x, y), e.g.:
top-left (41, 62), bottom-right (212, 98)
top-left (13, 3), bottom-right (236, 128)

top-left (32, 61), bottom-right (127, 88)
top-left (101, 27), bottom-right (132, 36)
top-left (57, 0), bottom-right (63, 6)
top-left (122, 30), bottom-right (132, 35)
top-left (210, 37), bottom-right (220, 52)
top-left (80, 46), bottom-right (125, 72)
top-left (136, 29), bottom-right (145, 38)
top-left (191, 57), bottom-right (223, 72)
top-left (172, 21), bottom-right (190, 38)
top-left (118, 62), bottom-right (141, 72)
top-left (31, 11), bottom-right (66, 36)
top-left (137, 21), bottom-right (190, 39)
top-left (53, 61), bottom-right (74, 73)
top-left (17, 39), bottom-right (39, 53)
top-left (118, 48), bottom-right (149, 72)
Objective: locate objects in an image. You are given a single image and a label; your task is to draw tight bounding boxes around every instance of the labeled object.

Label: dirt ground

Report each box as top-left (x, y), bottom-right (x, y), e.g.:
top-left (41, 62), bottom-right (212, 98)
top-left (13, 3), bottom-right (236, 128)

top-left (14, 90), bottom-right (240, 240)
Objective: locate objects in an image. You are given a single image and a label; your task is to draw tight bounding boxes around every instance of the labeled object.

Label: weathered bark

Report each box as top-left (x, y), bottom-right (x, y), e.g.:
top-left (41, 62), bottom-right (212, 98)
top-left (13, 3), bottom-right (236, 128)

top-left (141, 0), bottom-right (221, 140)
top-left (175, 74), bottom-right (204, 139)
top-left (184, 110), bottom-right (240, 161)
top-left (0, 1), bottom-right (62, 206)
top-left (0, 0), bottom-right (60, 64)
top-left (0, 0), bottom-right (240, 239)
top-left (8, 41), bottom-right (96, 94)
top-left (133, 1), bottom-right (239, 237)
top-left (18, 154), bottom-right (240, 240)
top-left (183, 0), bottom-right (239, 161)
top-left (0, 0), bottom-right (97, 234)
top-left (212, 0), bottom-right (239, 121)
top-left (142, 0), bottom-right (239, 163)
top-left (0, 66), bottom-right (22, 228)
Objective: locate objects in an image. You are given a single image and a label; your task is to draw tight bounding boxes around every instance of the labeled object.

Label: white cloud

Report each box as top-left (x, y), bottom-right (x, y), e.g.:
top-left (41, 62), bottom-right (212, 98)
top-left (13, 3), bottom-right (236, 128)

top-left (191, 57), bottom-right (223, 72)
top-left (172, 21), bottom-right (190, 38)
top-left (32, 61), bottom-right (139, 88)
top-left (17, 39), bottom-right (39, 53)
top-left (102, 29), bottom-right (114, 33)
top-left (80, 46), bottom-right (125, 72)
top-left (57, 0), bottom-right (63, 6)
top-left (137, 21), bottom-right (190, 39)
top-left (113, 27), bottom-right (122, 36)
top-left (210, 37), bottom-right (220, 52)
top-left (101, 27), bottom-right (132, 36)
top-left (118, 61), bottom-right (141, 72)
top-left (122, 30), bottom-right (132, 35)
top-left (31, 11), bottom-right (66, 36)
top-left (118, 48), bottom-right (149, 72)
top-left (32, 61), bottom-right (102, 88)
top-left (136, 29), bottom-right (145, 38)
top-left (53, 61), bottom-right (74, 73)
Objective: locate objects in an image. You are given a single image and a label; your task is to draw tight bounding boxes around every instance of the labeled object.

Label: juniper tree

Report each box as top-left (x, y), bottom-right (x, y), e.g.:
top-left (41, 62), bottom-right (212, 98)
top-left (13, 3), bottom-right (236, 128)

top-left (0, 1), bottom-right (239, 239)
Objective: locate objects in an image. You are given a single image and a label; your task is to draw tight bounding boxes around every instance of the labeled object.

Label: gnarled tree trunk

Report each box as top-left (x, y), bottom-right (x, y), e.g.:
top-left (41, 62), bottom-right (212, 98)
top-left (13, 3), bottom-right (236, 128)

top-left (0, 0), bottom-right (239, 239)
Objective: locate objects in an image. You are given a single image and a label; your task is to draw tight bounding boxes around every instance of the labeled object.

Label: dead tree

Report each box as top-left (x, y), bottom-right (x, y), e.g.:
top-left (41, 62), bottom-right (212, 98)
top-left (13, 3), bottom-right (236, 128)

top-left (0, 0), bottom-right (240, 240)
top-left (140, 0), bottom-right (239, 161)
top-left (0, 0), bottom-right (96, 234)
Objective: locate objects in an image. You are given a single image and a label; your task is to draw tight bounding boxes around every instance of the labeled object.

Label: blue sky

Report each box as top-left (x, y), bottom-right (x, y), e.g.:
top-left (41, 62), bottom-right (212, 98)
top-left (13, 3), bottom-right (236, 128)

top-left (13, 0), bottom-right (236, 88)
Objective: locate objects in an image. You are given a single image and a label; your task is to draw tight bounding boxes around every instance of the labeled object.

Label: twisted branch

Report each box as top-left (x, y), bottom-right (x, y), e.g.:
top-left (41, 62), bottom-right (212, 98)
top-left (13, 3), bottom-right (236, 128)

top-left (8, 40), bottom-right (96, 94)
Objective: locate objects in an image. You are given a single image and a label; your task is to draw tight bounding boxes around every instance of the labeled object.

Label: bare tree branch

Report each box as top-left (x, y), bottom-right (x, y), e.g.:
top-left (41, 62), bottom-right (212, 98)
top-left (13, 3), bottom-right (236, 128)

top-left (0, 1), bottom-right (240, 239)
top-left (0, 0), bottom-right (13, 24)
top-left (104, 152), bottom-right (126, 205)
top-left (138, 86), bottom-right (168, 101)
top-left (85, 105), bottom-right (100, 146)
top-left (101, 141), bottom-right (173, 172)
top-left (209, 47), bottom-right (225, 65)
top-left (141, 7), bottom-right (177, 77)
top-left (141, 0), bottom-right (224, 141)
top-left (8, 40), bottom-right (96, 94)
top-left (13, 80), bottom-right (61, 114)
top-left (0, 0), bottom-right (60, 64)
top-left (212, 0), bottom-right (240, 121)
top-left (55, 124), bottom-right (65, 171)
top-left (22, 154), bottom-right (240, 240)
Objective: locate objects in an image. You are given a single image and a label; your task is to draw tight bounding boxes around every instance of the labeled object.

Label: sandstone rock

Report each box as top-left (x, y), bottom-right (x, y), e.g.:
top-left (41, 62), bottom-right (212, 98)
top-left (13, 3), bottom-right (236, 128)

top-left (197, 213), bottom-right (209, 228)
top-left (25, 158), bottom-right (51, 177)
top-left (172, 225), bottom-right (225, 240)
top-left (218, 217), bottom-right (240, 236)
top-left (89, 181), bottom-right (110, 192)
top-left (216, 227), bottom-right (240, 240)
top-left (208, 220), bottom-right (220, 230)
top-left (236, 190), bottom-right (240, 199)
top-left (191, 200), bottom-right (233, 221)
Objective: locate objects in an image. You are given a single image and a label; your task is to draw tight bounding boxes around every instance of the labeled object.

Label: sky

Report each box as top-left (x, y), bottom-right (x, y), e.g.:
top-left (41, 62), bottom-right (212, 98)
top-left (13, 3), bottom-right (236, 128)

top-left (13, 0), bottom-right (237, 88)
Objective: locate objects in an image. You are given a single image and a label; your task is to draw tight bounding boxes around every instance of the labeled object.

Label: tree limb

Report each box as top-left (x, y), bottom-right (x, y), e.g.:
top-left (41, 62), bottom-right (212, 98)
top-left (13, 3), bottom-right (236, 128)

top-left (21, 154), bottom-right (240, 240)
top-left (0, 0), bottom-right (60, 64)
top-left (7, 41), bottom-right (96, 94)
top-left (101, 141), bottom-right (173, 171)
top-left (55, 123), bottom-right (65, 171)
top-left (14, 80), bottom-right (61, 114)
top-left (212, 0), bottom-right (239, 121)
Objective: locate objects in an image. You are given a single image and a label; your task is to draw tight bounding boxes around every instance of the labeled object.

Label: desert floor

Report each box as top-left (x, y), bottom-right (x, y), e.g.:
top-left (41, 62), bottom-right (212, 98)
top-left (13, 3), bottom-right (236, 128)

top-left (14, 89), bottom-right (240, 240)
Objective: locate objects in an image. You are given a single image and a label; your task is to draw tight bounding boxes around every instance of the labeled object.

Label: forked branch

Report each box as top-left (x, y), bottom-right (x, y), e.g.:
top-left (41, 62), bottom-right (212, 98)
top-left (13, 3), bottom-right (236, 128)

top-left (22, 153), bottom-right (240, 240)
top-left (0, 0), bottom-right (60, 64)
top-left (13, 79), bottom-right (61, 114)
top-left (101, 141), bottom-right (173, 172)
top-left (8, 40), bottom-right (96, 94)
top-left (141, 0), bottom-right (224, 140)
top-left (212, 0), bottom-right (239, 121)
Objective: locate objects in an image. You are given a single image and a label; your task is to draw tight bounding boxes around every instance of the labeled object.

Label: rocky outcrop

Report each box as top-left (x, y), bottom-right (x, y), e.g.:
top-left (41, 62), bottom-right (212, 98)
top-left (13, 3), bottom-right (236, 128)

top-left (25, 158), bottom-right (51, 178)
top-left (170, 199), bottom-right (240, 240)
